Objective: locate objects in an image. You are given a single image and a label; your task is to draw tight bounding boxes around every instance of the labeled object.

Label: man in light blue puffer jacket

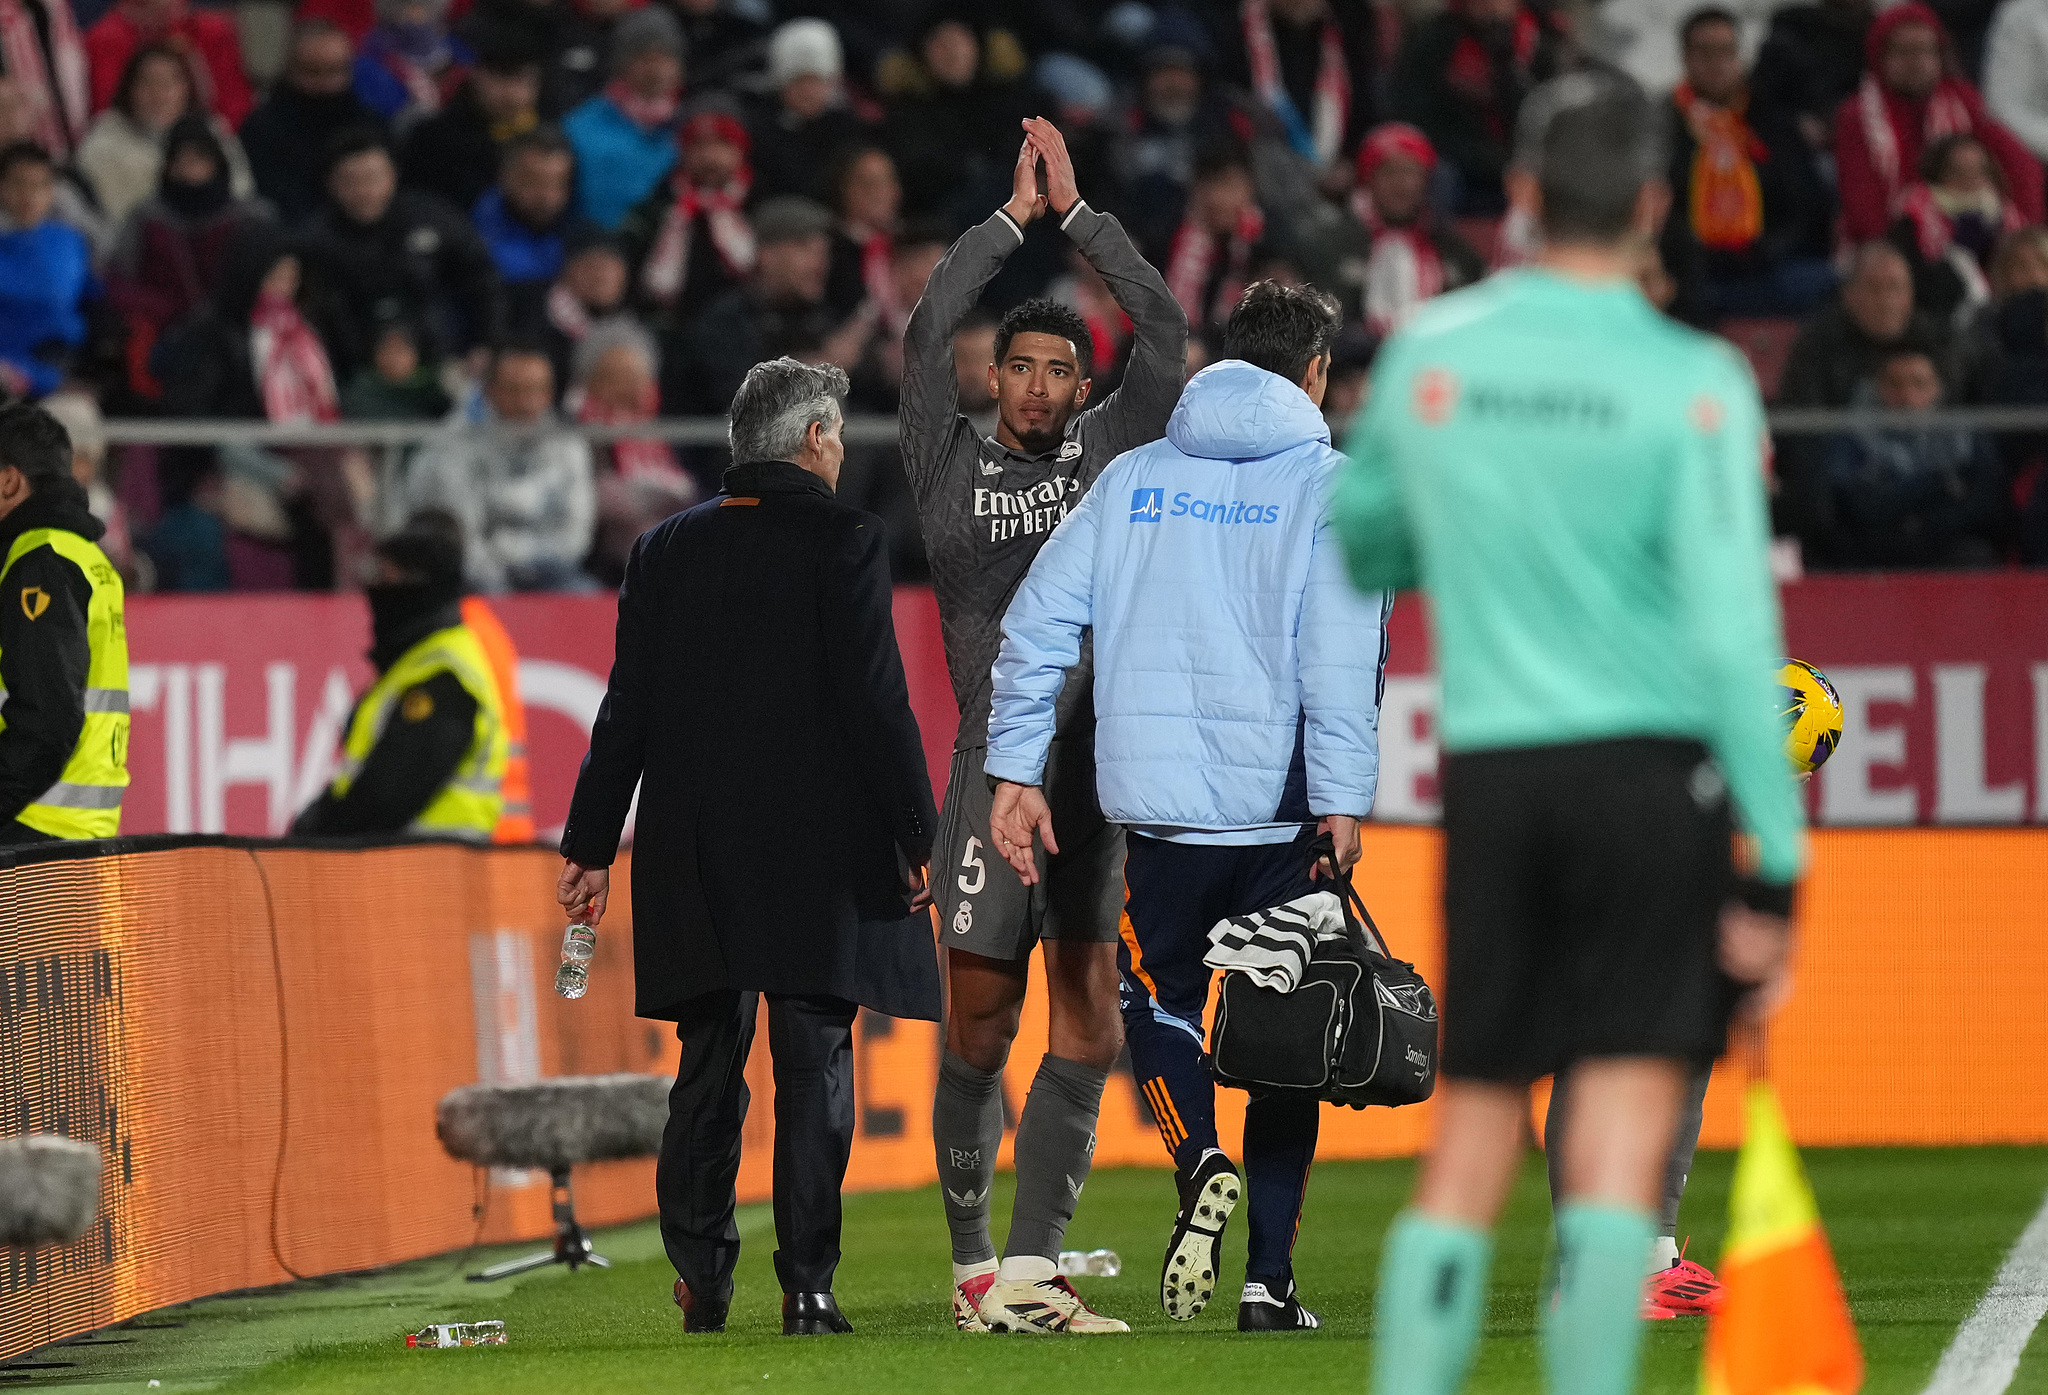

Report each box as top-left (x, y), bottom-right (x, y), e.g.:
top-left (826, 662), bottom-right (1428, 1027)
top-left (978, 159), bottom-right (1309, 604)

top-left (986, 282), bottom-right (1391, 1334)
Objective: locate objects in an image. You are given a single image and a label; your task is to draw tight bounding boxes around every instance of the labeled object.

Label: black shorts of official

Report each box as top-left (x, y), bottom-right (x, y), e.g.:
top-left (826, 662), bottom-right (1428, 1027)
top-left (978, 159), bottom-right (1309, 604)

top-left (1441, 737), bottom-right (1740, 1084)
top-left (932, 740), bottom-right (1125, 962)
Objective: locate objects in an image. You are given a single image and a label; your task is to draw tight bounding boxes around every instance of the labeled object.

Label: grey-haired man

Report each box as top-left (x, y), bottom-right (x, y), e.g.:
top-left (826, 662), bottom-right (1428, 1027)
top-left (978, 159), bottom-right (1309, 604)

top-left (559, 358), bottom-right (940, 1338)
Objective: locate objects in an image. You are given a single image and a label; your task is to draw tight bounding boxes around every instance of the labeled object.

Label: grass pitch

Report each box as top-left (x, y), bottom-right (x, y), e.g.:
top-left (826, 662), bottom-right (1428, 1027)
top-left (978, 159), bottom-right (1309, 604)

top-left (18, 1149), bottom-right (2047, 1395)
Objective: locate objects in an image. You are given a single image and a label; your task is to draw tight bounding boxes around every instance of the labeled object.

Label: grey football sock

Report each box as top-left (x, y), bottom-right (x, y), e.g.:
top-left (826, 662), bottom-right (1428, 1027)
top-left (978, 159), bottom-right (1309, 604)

top-left (1659, 1064), bottom-right (1714, 1236)
top-left (934, 1050), bottom-right (1002, 1266)
top-left (1003, 1054), bottom-right (1109, 1264)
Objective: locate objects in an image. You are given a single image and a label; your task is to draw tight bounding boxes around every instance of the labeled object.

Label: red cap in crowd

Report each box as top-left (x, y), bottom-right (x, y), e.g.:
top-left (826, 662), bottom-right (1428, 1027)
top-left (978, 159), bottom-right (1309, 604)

top-left (1356, 122), bottom-right (1437, 186)
top-left (1864, 1), bottom-right (1949, 71)
top-left (680, 110), bottom-right (751, 155)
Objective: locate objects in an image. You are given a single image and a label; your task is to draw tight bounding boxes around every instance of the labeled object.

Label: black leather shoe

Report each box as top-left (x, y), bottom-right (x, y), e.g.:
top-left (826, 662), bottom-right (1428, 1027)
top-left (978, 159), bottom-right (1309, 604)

top-left (781, 1291), bottom-right (853, 1335)
top-left (674, 1279), bottom-right (729, 1333)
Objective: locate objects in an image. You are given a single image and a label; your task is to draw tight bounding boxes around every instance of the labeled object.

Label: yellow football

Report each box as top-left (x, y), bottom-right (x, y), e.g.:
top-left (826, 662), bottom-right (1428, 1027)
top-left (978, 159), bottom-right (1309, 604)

top-left (1780, 659), bottom-right (1843, 777)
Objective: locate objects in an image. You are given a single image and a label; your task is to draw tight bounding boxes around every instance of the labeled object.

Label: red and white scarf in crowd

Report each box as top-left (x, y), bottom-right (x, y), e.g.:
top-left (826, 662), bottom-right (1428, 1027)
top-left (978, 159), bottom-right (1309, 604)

top-left (0, 0), bottom-right (86, 157)
top-left (572, 382), bottom-right (684, 485)
top-left (604, 77), bottom-right (678, 132)
top-left (640, 170), bottom-right (755, 305)
top-left (1894, 179), bottom-right (2023, 306)
top-left (1351, 122), bottom-right (1443, 335)
top-left (1446, 2), bottom-right (1540, 138)
top-left (1240, 0), bottom-right (1349, 167)
top-left (847, 222), bottom-right (906, 334)
top-left (1895, 180), bottom-right (2023, 259)
top-left (546, 281), bottom-right (595, 340)
top-left (380, 49), bottom-right (448, 118)
top-left (1352, 198), bottom-right (1442, 335)
top-left (251, 290), bottom-right (338, 425)
top-left (1165, 205), bottom-right (1266, 328)
top-left (1062, 269), bottom-right (1131, 374)
top-left (1857, 72), bottom-right (1973, 211)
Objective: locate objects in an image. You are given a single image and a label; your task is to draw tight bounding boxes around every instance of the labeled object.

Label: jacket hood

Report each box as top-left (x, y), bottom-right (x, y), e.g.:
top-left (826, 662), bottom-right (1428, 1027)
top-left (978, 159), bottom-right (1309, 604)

top-left (1866, 1), bottom-right (1951, 73)
top-left (1165, 359), bottom-right (1331, 462)
top-left (158, 113), bottom-right (232, 218)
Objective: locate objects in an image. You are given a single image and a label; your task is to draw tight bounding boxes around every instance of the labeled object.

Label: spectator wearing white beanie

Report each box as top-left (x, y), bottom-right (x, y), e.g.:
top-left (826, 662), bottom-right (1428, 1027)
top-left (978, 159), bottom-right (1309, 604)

top-left (749, 17), bottom-right (874, 206)
top-left (1985, 0), bottom-right (2048, 164)
top-left (768, 18), bottom-right (841, 91)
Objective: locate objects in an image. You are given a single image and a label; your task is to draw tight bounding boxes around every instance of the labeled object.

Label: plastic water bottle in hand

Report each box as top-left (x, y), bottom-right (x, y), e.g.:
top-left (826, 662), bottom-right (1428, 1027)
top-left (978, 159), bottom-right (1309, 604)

top-left (1058, 1249), bottom-right (1121, 1278)
top-left (406, 1321), bottom-right (506, 1347)
top-left (554, 923), bottom-right (596, 1000)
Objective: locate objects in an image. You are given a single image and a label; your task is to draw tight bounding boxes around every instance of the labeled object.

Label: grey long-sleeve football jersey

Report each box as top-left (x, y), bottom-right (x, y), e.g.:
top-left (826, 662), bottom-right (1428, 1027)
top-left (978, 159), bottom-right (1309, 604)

top-left (899, 200), bottom-right (1188, 752)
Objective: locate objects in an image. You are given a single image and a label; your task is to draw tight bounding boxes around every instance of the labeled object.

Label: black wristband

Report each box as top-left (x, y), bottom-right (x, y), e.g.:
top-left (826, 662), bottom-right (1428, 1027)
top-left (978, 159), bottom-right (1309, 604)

top-left (1736, 875), bottom-right (1796, 918)
top-left (987, 774), bottom-right (1038, 796)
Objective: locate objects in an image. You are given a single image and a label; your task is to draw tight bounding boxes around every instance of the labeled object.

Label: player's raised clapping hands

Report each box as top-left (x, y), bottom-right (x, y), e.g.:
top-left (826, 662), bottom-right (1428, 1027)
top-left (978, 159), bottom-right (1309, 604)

top-left (1001, 117), bottom-right (1082, 229)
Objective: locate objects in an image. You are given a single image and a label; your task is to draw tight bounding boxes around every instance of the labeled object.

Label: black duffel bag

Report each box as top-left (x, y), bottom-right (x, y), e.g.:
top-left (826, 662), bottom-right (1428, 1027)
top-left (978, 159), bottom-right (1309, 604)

top-left (1207, 838), bottom-right (1439, 1110)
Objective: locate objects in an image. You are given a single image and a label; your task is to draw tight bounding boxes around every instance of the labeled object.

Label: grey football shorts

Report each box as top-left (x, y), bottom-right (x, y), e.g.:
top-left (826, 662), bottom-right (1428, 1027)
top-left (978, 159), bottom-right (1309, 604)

top-left (932, 741), bottom-right (1125, 961)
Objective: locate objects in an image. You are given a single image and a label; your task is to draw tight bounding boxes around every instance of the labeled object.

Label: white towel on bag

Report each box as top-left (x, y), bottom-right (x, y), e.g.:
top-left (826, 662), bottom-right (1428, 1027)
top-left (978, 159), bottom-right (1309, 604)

top-left (1202, 891), bottom-right (1351, 993)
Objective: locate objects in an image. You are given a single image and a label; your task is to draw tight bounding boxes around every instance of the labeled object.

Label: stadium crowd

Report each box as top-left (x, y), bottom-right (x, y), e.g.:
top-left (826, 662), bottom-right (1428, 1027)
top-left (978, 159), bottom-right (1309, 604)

top-left (2, 0), bottom-right (2047, 590)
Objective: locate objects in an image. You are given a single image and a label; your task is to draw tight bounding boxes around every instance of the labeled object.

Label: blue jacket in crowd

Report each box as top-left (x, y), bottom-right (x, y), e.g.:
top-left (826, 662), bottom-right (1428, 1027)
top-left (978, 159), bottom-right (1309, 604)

top-left (0, 219), bottom-right (93, 397)
top-left (988, 359), bottom-right (1391, 842)
top-left (471, 188), bottom-right (580, 289)
top-left (563, 94), bottom-right (677, 230)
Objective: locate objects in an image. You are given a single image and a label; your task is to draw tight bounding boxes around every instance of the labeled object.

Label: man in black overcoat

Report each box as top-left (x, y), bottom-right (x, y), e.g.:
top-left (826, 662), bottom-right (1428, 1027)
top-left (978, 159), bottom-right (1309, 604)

top-left (556, 357), bottom-right (939, 1337)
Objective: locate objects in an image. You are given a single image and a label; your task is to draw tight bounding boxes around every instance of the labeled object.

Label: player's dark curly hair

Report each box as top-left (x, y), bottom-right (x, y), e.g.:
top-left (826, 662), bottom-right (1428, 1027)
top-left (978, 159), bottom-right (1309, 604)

top-left (994, 298), bottom-right (1094, 380)
top-left (1223, 280), bottom-right (1340, 385)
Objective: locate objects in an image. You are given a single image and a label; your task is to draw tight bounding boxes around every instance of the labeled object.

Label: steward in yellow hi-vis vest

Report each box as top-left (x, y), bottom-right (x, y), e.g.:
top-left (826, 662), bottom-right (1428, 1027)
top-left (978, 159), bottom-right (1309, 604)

top-left (0, 406), bottom-right (127, 844)
top-left (293, 511), bottom-right (507, 841)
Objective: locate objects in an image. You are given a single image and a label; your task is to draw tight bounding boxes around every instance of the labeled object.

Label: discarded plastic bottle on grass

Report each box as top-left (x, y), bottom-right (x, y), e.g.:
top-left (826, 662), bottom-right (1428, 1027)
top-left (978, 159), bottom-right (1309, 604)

top-left (1058, 1249), bottom-right (1120, 1278)
top-left (555, 923), bottom-right (596, 999)
top-left (406, 1321), bottom-right (507, 1348)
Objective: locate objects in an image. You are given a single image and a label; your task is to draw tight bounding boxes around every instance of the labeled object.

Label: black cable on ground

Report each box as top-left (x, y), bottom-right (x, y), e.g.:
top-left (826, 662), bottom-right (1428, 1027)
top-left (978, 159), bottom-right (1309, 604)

top-left (249, 846), bottom-right (494, 1286)
top-left (248, 848), bottom-right (307, 1282)
top-left (436, 1166), bottom-right (493, 1281)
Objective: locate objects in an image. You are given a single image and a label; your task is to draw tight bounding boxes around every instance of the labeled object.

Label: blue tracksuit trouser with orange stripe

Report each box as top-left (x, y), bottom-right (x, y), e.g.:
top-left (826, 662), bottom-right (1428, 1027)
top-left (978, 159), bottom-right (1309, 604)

top-left (1118, 828), bottom-right (1323, 1287)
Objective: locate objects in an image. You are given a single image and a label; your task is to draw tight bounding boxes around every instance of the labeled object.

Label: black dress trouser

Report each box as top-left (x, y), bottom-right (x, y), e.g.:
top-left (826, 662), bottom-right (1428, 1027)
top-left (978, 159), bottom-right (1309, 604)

top-left (658, 989), bottom-right (859, 1299)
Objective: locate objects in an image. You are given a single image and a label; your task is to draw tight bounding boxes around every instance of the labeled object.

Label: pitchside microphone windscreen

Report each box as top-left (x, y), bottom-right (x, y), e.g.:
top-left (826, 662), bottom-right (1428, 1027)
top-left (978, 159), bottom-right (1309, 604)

top-left (0, 1135), bottom-right (102, 1247)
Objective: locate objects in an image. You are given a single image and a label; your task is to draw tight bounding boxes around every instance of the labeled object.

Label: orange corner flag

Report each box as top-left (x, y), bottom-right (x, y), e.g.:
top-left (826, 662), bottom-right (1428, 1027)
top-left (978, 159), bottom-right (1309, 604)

top-left (1700, 1082), bottom-right (1864, 1395)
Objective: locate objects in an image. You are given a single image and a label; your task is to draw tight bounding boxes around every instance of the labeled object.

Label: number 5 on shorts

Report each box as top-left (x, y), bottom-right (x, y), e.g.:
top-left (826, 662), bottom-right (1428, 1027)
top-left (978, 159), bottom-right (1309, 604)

top-left (958, 837), bottom-right (986, 895)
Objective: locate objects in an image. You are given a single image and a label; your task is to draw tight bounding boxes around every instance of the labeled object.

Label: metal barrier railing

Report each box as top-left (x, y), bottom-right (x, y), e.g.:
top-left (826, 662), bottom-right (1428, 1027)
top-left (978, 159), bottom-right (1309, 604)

top-left (97, 417), bottom-right (908, 448)
top-left (1764, 405), bottom-right (2048, 435)
top-left (91, 406), bottom-right (2048, 448)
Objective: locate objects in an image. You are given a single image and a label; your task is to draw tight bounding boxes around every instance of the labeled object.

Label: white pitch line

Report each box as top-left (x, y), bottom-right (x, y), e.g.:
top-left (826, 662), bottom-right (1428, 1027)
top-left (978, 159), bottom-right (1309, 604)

top-left (1921, 1185), bottom-right (2048, 1395)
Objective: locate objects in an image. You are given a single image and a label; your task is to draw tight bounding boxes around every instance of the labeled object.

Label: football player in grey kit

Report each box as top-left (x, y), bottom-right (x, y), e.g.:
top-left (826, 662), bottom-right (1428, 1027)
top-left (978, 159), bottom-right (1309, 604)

top-left (901, 116), bottom-right (1187, 1335)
